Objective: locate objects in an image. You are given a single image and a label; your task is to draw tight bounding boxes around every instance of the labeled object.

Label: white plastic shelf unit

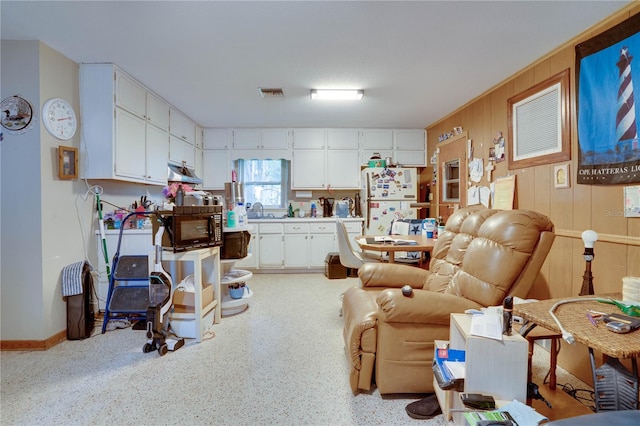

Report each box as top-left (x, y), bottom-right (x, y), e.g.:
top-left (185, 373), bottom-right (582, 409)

top-left (220, 257), bottom-right (253, 316)
top-left (161, 246), bottom-right (220, 342)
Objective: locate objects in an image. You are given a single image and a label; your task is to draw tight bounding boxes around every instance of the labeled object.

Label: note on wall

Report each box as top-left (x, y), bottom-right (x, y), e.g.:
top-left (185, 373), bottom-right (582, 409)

top-left (624, 185), bottom-right (640, 217)
top-left (493, 175), bottom-right (516, 210)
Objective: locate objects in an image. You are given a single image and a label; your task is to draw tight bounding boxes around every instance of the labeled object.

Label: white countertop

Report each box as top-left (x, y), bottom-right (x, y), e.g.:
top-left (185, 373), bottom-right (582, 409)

top-left (244, 217), bottom-right (363, 223)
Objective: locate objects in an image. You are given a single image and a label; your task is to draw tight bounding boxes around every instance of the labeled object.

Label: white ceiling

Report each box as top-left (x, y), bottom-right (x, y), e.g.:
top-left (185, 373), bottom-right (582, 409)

top-left (1, 1), bottom-right (630, 129)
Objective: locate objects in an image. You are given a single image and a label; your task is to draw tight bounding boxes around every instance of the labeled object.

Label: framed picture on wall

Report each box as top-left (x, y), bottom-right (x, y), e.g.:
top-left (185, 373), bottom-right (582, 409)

top-left (554, 164), bottom-right (570, 189)
top-left (507, 69), bottom-right (570, 170)
top-left (58, 145), bottom-right (78, 180)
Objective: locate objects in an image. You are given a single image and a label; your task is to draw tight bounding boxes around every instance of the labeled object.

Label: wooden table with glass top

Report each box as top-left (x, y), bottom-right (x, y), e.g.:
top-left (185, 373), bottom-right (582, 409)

top-left (356, 234), bottom-right (435, 265)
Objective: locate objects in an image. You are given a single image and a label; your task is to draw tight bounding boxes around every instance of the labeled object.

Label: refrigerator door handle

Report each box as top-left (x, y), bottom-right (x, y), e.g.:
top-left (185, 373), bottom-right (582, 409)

top-left (366, 173), bottom-right (371, 229)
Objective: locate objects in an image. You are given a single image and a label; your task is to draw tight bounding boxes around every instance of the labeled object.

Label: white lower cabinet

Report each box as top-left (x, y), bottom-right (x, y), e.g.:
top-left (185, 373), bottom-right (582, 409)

top-left (284, 223), bottom-right (310, 268)
top-left (309, 223), bottom-right (336, 267)
top-left (258, 223), bottom-right (284, 268)
top-left (236, 219), bottom-right (362, 271)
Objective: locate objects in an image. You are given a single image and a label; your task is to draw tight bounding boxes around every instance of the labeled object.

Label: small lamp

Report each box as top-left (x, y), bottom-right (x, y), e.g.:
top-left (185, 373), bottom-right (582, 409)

top-left (579, 230), bottom-right (598, 296)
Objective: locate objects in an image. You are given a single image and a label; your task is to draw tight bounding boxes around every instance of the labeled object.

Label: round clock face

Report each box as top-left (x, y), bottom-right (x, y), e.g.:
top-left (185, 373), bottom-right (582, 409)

top-left (43, 98), bottom-right (77, 140)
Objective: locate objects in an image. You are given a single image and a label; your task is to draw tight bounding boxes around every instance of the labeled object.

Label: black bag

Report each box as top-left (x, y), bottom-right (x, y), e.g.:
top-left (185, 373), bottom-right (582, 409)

top-left (221, 230), bottom-right (251, 259)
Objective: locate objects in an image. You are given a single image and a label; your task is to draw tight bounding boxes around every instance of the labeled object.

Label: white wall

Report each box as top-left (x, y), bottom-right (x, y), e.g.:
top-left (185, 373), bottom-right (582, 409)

top-left (1, 41), bottom-right (169, 342)
top-left (1, 40), bottom-right (45, 340)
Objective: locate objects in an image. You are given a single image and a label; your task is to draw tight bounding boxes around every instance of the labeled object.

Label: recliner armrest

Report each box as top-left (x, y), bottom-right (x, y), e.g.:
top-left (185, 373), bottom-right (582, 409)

top-left (358, 263), bottom-right (429, 289)
top-left (376, 289), bottom-right (483, 324)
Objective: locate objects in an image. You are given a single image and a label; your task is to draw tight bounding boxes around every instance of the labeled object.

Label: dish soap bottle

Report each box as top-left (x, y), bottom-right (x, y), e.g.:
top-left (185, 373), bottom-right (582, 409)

top-left (288, 203), bottom-right (294, 218)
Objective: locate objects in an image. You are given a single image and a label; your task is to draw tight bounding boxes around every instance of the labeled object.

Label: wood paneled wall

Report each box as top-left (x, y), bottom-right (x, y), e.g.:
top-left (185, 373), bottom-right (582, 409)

top-left (424, 4), bottom-right (640, 383)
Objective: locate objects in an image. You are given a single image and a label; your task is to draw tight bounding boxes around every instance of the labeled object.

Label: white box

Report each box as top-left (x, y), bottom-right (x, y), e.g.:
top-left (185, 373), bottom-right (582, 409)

top-left (170, 307), bottom-right (215, 339)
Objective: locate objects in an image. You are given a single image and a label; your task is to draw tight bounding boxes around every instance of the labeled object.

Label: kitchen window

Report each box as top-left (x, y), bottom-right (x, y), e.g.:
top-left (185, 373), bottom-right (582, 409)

top-left (236, 159), bottom-right (289, 208)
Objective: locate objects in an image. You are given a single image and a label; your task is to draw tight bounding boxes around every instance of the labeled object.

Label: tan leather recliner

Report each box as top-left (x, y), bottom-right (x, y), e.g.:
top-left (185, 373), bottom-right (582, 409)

top-left (342, 207), bottom-right (555, 394)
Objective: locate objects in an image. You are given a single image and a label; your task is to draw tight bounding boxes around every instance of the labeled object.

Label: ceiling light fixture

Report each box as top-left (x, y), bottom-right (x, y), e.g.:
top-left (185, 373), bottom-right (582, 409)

top-left (310, 89), bottom-right (364, 100)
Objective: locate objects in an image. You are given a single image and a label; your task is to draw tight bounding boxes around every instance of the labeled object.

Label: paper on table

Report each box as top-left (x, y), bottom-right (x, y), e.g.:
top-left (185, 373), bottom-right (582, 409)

top-left (443, 360), bottom-right (466, 379)
top-left (501, 399), bottom-right (549, 425)
top-left (470, 309), bottom-right (503, 340)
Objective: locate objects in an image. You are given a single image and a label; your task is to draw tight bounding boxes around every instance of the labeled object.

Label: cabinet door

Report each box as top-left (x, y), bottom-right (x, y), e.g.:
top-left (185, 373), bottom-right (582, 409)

top-left (326, 149), bottom-right (360, 189)
top-left (292, 129), bottom-right (325, 149)
top-left (115, 71), bottom-right (146, 118)
top-left (394, 129), bottom-right (425, 150)
top-left (394, 129), bottom-right (426, 166)
top-left (284, 234), bottom-right (308, 268)
top-left (291, 149), bottom-right (325, 189)
top-left (261, 128), bottom-right (289, 149)
top-left (203, 129), bottom-right (231, 149)
top-left (146, 92), bottom-right (169, 131)
top-left (233, 129), bottom-right (261, 149)
top-left (202, 149), bottom-right (230, 190)
top-left (170, 109), bottom-right (196, 143)
top-left (361, 129), bottom-right (393, 149)
top-left (259, 234), bottom-right (284, 268)
top-left (146, 124), bottom-right (169, 184)
top-left (327, 129), bottom-right (359, 149)
top-left (309, 233), bottom-right (335, 267)
top-left (170, 135), bottom-right (195, 167)
top-left (395, 150), bottom-right (426, 167)
top-left (115, 108), bottom-right (146, 181)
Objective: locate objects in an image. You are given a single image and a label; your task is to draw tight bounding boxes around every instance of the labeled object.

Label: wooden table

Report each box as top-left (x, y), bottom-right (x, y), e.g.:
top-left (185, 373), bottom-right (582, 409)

top-left (356, 234), bottom-right (435, 264)
top-left (514, 294), bottom-right (639, 411)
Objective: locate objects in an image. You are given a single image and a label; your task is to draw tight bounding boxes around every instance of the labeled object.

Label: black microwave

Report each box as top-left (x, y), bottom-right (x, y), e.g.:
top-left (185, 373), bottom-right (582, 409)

top-left (153, 206), bottom-right (223, 252)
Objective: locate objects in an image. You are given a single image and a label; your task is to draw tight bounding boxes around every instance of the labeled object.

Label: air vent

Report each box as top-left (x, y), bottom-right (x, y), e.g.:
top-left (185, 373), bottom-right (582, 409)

top-left (258, 87), bottom-right (285, 98)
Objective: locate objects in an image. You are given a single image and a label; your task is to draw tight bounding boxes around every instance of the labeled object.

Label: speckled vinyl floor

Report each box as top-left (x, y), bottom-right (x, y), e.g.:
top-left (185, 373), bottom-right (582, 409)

top-left (0, 274), bottom-right (589, 425)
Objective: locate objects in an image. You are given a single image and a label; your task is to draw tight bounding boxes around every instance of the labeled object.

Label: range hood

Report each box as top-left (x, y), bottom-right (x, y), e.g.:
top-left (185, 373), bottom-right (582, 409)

top-left (168, 162), bottom-right (203, 185)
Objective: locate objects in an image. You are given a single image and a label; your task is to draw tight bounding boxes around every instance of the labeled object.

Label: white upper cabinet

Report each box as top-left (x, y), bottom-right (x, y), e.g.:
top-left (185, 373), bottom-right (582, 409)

top-left (292, 129), bottom-right (325, 149)
top-left (80, 63), bottom-right (169, 185)
top-left (146, 92), bottom-right (170, 131)
top-left (202, 129), bottom-right (232, 190)
top-left (361, 129), bottom-right (393, 163)
top-left (260, 129), bottom-right (290, 149)
top-left (115, 71), bottom-right (146, 117)
top-left (203, 128), bottom-right (231, 149)
top-left (327, 129), bottom-right (359, 150)
top-left (394, 129), bottom-right (426, 166)
top-left (291, 128), bottom-right (360, 190)
top-left (231, 128), bottom-right (291, 161)
top-left (170, 108), bottom-right (196, 144)
top-left (233, 129), bottom-right (289, 150)
top-left (361, 129), bottom-right (393, 150)
top-left (116, 71), bottom-right (169, 131)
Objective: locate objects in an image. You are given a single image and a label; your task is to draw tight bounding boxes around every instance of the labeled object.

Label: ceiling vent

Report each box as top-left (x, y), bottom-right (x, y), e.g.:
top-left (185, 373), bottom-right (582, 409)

top-left (258, 87), bottom-right (285, 98)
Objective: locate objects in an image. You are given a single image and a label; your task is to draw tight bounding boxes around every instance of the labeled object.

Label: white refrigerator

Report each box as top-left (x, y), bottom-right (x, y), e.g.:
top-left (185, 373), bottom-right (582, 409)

top-left (361, 167), bottom-right (418, 235)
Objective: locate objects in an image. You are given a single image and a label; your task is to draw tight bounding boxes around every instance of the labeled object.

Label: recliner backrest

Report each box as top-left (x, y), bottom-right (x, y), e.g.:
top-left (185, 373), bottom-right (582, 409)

top-left (425, 207), bottom-right (555, 307)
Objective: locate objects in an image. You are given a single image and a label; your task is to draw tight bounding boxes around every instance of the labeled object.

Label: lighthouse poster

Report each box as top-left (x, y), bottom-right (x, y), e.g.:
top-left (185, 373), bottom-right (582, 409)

top-left (576, 13), bottom-right (640, 185)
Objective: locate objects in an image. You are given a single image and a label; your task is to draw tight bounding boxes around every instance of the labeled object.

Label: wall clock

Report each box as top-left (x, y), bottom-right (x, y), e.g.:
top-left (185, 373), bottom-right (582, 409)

top-left (42, 98), bottom-right (77, 140)
top-left (1, 95), bottom-right (37, 135)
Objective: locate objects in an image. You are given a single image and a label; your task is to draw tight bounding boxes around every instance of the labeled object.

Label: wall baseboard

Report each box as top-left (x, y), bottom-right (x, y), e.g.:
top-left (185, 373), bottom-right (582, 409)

top-left (0, 330), bottom-right (66, 351)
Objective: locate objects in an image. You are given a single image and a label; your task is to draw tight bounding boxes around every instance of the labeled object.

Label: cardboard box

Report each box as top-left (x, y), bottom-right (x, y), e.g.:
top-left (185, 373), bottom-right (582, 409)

top-left (173, 284), bottom-right (214, 314)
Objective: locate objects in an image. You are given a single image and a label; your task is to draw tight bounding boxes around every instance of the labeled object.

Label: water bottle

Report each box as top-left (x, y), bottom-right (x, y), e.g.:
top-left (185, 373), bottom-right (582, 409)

top-left (235, 202), bottom-right (247, 227)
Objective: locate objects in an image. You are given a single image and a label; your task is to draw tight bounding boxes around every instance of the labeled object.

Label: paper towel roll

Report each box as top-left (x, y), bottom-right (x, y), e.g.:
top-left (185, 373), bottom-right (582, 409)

top-left (622, 276), bottom-right (640, 303)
